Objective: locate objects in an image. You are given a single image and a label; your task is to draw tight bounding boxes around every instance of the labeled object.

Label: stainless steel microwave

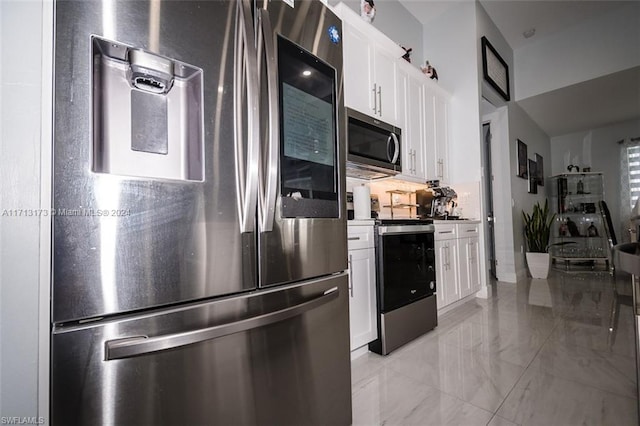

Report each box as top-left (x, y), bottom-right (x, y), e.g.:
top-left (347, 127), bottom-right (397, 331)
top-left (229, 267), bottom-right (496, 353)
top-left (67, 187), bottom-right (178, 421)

top-left (346, 108), bottom-right (401, 179)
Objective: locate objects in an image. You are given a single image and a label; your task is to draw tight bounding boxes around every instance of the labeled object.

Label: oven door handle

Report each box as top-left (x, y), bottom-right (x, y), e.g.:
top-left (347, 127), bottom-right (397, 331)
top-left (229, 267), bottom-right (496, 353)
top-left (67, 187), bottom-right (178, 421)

top-left (378, 225), bottom-right (435, 235)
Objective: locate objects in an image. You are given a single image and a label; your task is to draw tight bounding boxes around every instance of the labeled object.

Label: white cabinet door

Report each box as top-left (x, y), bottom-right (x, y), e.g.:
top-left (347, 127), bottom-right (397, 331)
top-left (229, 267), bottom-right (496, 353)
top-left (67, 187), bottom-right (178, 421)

top-left (373, 48), bottom-right (398, 125)
top-left (396, 63), bottom-right (426, 181)
top-left (341, 19), bottom-right (400, 126)
top-left (434, 91), bottom-right (449, 183)
top-left (342, 22), bottom-right (374, 117)
top-left (435, 239), bottom-right (459, 309)
top-left (424, 86), bottom-right (450, 183)
top-left (347, 247), bottom-right (377, 351)
top-left (458, 236), bottom-right (481, 298)
top-left (468, 236), bottom-right (481, 293)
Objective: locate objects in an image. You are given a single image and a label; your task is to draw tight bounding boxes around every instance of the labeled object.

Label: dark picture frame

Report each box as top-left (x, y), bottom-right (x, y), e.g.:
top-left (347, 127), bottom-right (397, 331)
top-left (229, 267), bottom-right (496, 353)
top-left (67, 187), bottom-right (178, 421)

top-left (535, 153), bottom-right (544, 186)
top-left (481, 36), bottom-right (510, 101)
top-left (517, 139), bottom-right (527, 179)
top-left (528, 159), bottom-right (538, 194)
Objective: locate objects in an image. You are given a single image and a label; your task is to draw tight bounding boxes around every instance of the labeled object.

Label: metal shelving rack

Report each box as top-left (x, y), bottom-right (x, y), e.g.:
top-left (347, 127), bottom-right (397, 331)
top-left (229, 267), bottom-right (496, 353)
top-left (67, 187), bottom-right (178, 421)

top-left (383, 190), bottom-right (417, 219)
top-left (550, 172), bottom-right (609, 271)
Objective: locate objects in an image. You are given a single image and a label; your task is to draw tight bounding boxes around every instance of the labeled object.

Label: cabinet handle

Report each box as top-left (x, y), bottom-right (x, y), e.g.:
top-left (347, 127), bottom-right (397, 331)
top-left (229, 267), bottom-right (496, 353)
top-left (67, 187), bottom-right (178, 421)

top-left (378, 85), bottom-right (382, 117)
top-left (348, 254), bottom-right (354, 297)
top-left (413, 150), bottom-right (416, 174)
top-left (372, 83), bottom-right (378, 115)
top-left (347, 236), bottom-right (360, 241)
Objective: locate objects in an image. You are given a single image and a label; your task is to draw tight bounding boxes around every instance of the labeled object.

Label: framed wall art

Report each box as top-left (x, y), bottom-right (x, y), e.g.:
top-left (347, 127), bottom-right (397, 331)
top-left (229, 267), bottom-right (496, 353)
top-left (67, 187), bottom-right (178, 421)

top-left (516, 139), bottom-right (527, 179)
top-left (528, 159), bottom-right (538, 194)
top-left (481, 36), bottom-right (510, 101)
top-left (535, 153), bottom-right (544, 186)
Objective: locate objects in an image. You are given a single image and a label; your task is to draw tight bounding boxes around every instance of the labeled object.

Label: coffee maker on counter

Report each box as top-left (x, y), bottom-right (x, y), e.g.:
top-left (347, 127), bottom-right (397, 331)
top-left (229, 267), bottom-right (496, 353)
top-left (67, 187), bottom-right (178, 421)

top-left (416, 181), bottom-right (458, 219)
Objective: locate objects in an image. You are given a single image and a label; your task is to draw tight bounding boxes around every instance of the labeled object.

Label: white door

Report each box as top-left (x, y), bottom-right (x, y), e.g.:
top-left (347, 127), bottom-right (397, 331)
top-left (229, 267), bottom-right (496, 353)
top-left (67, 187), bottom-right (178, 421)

top-left (348, 247), bottom-right (377, 350)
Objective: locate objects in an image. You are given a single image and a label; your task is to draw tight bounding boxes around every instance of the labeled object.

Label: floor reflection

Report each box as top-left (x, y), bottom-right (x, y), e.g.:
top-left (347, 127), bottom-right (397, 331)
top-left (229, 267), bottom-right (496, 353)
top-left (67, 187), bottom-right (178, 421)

top-left (350, 271), bottom-right (639, 426)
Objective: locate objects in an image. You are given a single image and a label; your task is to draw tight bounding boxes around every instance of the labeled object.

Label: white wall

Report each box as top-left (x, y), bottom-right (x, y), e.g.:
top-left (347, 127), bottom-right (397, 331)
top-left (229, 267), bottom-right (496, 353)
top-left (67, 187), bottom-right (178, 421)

top-left (508, 102), bottom-right (551, 279)
top-left (0, 0), bottom-right (48, 419)
top-left (332, 0), bottom-right (424, 64)
top-left (550, 118), bottom-right (640, 243)
top-left (476, 3), bottom-right (514, 107)
top-left (515, 2), bottom-right (640, 101)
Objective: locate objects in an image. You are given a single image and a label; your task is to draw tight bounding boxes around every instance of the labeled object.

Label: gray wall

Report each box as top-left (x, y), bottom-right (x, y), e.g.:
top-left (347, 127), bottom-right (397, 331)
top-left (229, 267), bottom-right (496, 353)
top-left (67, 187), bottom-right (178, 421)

top-left (508, 102), bottom-right (551, 279)
top-left (331, 0), bottom-right (423, 64)
top-left (0, 0), bottom-right (49, 419)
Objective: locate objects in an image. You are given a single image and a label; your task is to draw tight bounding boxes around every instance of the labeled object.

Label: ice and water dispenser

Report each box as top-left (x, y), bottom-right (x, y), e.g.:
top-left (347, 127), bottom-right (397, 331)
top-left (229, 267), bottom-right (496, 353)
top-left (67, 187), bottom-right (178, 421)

top-left (92, 37), bottom-right (204, 181)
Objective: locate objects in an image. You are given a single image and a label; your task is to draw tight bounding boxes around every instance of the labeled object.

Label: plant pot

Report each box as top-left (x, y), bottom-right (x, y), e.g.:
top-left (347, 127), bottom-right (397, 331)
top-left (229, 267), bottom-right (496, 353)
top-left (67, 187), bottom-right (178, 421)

top-left (526, 252), bottom-right (551, 279)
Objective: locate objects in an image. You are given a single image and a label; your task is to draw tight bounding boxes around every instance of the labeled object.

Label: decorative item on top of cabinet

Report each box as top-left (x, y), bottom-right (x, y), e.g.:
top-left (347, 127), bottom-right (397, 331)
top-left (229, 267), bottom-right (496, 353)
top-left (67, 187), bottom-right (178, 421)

top-left (401, 46), bottom-right (412, 63)
top-left (421, 60), bottom-right (438, 80)
top-left (360, 0), bottom-right (376, 23)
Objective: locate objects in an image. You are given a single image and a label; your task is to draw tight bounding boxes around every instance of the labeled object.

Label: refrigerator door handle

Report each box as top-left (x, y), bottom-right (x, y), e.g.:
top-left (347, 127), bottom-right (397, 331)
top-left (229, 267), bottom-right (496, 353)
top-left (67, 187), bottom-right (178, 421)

top-left (234, 0), bottom-right (259, 233)
top-left (104, 287), bottom-right (340, 361)
top-left (257, 9), bottom-right (279, 232)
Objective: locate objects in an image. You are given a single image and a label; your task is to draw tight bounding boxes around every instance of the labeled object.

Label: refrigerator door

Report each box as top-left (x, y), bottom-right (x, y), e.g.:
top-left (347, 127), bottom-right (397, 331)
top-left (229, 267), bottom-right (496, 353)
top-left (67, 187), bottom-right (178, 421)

top-left (258, 0), bottom-right (348, 287)
top-left (51, 274), bottom-right (352, 425)
top-left (53, 0), bottom-right (258, 322)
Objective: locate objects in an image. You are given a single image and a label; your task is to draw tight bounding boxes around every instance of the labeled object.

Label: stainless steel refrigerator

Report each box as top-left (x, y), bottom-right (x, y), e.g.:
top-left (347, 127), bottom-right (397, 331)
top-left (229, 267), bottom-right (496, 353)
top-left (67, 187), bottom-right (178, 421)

top-left (50, 1), bottom-right (350, 424)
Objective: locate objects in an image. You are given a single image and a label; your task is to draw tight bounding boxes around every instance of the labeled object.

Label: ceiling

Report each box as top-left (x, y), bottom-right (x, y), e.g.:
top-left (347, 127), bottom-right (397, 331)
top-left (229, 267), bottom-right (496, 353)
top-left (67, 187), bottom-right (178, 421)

top-left (477, 0), bottom-right (631, 50)
top-left (399, 0), bottom-right (640, 137)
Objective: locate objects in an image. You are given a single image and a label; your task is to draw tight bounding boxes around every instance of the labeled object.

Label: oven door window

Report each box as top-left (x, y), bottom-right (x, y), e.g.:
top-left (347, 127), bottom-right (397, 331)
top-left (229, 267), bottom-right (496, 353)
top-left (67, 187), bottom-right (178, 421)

top-left (380, 232), bottom-right (435, 312)
top-left (278, 36), bottom-right (338, 218)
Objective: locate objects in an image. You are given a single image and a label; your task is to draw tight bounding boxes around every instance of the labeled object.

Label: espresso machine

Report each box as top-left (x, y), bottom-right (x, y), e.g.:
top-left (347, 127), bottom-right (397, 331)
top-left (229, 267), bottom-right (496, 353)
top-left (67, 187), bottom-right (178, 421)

top-left (416, 185), bottom-right (457, 219)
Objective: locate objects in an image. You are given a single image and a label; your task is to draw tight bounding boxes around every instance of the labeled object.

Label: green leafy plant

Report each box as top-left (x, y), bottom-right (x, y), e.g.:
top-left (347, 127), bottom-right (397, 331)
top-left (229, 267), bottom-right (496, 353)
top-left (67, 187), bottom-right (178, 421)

top-left (522, 200), bottom-right (556, 253)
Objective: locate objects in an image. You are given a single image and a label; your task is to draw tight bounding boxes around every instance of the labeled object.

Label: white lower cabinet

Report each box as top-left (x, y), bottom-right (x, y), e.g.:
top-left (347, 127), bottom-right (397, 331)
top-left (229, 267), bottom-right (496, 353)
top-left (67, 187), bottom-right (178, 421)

top-left (458, 222), bottom-right (481, 298)
top-left (435, 224), bottom-right (459, 308)
top-left (435, 221), bottom-right (482, 309)
top-left (347, 223), bottom-right (378, 351)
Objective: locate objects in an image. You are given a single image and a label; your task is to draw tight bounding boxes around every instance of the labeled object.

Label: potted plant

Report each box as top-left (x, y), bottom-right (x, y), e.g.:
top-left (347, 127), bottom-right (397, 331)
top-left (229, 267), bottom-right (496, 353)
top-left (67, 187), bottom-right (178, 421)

top-left (522, 200), bottom-right (555, 279)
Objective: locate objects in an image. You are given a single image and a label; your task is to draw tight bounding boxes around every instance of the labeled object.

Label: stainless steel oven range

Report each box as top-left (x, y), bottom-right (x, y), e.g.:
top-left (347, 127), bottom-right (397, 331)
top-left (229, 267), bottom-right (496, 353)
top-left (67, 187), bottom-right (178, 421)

top-left (369, 219), bottom-right (437, 355)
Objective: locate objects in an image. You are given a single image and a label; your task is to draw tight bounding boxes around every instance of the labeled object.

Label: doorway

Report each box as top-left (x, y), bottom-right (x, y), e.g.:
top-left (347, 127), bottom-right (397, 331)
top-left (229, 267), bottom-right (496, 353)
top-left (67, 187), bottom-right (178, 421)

top-left (482, 122), bottom-right (497, 279)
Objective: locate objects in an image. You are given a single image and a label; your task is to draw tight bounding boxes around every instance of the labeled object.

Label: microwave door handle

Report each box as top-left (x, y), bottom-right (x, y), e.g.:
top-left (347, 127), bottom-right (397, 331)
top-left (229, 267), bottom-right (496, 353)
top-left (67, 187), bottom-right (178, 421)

top-left (234, 0), bottom-right (259, 233)
top-left (389, 132), bottom-right (400, 164)
top-left (104, 287), bottom-right (340, 361)
top-left (258, 9), bottom-right (279, 232)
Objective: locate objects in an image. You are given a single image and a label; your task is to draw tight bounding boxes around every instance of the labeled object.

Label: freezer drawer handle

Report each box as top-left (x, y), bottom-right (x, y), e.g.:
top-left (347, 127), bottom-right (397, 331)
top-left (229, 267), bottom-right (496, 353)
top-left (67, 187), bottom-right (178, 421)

top-left (104, 287), bottom-right (340, 361)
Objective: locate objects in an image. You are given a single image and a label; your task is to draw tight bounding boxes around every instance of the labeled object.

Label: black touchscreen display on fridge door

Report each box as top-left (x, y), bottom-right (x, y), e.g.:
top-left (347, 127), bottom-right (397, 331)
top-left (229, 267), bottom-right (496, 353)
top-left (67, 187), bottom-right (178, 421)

top-left (278, 36), bottom-right (339, 218)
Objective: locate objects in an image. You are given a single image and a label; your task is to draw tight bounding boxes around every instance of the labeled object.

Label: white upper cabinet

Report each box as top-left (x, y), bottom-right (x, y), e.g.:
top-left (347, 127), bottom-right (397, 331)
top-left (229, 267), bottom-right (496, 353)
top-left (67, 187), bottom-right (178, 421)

top-left (396, 61), bottom-right (427, 182)
top-left (425, 86), bottom-right (451, 183)
top-left (336, 3), bottom-right (403, 126)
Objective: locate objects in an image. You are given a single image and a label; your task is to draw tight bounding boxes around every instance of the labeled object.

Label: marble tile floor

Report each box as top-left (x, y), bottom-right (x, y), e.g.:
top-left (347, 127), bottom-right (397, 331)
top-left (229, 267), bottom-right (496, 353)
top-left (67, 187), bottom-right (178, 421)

top-left (351, 271), bottom-right (639, 425)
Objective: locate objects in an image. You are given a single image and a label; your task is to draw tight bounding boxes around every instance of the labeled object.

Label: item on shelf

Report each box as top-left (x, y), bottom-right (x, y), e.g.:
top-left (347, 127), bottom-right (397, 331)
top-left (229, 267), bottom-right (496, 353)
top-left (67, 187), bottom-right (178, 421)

top-left (567, 164), bottom-right (580, 173)
top-left (360, 0), bottom-right (376, 23)
top-left (559, 219), bottom-right (568, 236)
top-left (587, 222), bottom-right (599, 237)
top-left (577, 179), bottom-right (584, 194)
top-left (583, 167), bottom-right (591, 172)
top-left (567, 218), bottom-right (580, 237)
top-left (583, 203), bottom-right (596, 214)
